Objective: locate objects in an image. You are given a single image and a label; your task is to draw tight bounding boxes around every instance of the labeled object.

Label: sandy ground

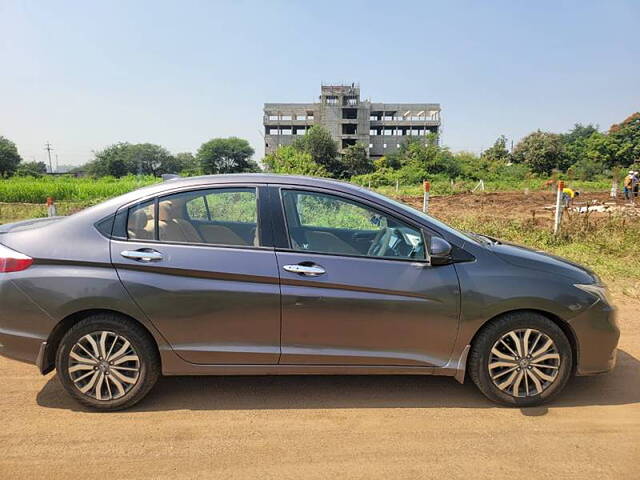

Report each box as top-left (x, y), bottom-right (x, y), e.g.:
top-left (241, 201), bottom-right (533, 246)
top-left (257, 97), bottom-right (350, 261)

top-left (0, 296), bottom-right (637, 480)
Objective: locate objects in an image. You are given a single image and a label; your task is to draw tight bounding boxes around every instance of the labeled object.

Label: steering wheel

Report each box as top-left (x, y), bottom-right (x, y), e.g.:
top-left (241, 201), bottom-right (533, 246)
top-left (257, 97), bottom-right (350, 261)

top-left (367, 227), bottom-right (393, 257)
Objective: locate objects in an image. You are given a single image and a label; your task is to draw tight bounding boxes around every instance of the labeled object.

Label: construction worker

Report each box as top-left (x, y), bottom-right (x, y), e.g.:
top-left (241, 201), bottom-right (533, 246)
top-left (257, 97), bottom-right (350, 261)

top-left (623, 171), bottom-right (634, 200)
top-left (633, 171), bottom-right (639, 198)
top-left (562, 186), bottom-right (580, 207)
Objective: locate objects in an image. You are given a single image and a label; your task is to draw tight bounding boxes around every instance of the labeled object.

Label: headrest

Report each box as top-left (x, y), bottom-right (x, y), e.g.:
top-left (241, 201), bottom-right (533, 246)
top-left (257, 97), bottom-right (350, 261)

top-left (159, 198), bottom-right (187, 222)
top-left (129, 209), bottom-right (149, 229)
top-left (158, 200), bottom-right (174, 222)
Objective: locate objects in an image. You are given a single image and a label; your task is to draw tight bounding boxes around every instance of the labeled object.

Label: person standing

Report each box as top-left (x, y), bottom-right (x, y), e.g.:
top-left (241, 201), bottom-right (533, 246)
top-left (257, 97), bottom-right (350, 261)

top-left (623, 171), bottom-right (633, 200)
top-left (633, 171), bottom-right (639, 198)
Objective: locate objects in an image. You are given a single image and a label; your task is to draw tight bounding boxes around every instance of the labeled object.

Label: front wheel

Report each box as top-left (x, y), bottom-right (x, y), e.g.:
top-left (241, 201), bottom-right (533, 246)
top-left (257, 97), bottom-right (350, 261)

top-left (55, 314), bottom-right (160, 411)
top-left (468, 312), bottom-right (573, 407)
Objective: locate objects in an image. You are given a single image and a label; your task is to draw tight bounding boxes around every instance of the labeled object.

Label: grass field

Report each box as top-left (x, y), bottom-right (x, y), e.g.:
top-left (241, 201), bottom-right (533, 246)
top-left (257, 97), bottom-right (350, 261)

top-left (0, 175), bottom-right (159, 203)
top-left (0, 175), bottom-right (614, 203)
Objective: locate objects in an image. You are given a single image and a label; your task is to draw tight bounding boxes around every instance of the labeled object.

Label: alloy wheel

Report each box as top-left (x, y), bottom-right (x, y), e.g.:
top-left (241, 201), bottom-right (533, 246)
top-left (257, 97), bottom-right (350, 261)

top-left (488, 328), bottom-right (561, 398)
top-left (67, 331), bottom-right (141, 401)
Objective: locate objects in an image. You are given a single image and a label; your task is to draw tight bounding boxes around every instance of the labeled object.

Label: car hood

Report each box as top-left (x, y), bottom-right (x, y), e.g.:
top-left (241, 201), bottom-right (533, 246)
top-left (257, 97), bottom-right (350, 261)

top-left (489, 241), bottom-right (597, 284)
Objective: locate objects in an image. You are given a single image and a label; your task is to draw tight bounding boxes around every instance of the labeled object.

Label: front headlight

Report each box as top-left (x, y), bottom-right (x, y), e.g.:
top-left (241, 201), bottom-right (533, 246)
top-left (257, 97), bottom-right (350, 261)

top-left (574, 283), bottom-right (612, 305)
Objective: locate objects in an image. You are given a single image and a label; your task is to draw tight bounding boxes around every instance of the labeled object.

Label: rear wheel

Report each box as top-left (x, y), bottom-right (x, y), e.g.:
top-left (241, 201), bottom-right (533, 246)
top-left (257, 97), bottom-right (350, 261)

top-left (55, 313), bottom-right (160, 411)
top-left (468, 312), bottom-right (573, 407)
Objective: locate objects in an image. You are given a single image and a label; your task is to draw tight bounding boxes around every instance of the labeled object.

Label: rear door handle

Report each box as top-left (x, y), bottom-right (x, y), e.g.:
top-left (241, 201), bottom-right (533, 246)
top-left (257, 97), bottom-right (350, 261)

top-left (121, 249), bottom-right (163, 262)
top-left (283, 264), bottom-right (326, 276)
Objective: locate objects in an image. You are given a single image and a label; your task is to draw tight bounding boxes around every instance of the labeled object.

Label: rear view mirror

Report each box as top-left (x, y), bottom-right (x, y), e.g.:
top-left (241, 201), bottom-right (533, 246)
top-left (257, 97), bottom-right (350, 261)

top-left (429, 237), bottom-right (453, 265)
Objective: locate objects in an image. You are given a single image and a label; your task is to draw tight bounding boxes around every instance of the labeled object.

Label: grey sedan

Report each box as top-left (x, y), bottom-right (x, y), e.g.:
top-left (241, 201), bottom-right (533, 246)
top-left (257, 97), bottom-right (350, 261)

top-left (0, 174), bottom-right (619, 410)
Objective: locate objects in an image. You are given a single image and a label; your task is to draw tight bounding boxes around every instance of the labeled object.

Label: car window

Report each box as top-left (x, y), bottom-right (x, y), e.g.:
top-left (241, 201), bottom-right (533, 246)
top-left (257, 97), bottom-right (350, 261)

top-left (127, 200), bottom-right (155, 240)
top-left (281, 190), bottom-right (425, 260)
top-left (125, 188), bottom-right (258, 246)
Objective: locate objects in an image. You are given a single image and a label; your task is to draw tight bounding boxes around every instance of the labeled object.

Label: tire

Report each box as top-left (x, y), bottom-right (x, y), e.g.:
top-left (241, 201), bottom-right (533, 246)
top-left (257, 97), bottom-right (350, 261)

top-left (468, 311), bottom-right (573, 407)
top-left (55, 313), bottom-right (160, 411)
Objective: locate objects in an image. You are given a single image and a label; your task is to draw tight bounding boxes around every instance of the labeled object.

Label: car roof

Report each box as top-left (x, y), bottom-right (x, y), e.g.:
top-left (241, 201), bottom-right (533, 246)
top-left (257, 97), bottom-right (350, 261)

top-left (160, 173), bottom-right (364, 193)
top-left (69, 174), bottom-right (373, 224)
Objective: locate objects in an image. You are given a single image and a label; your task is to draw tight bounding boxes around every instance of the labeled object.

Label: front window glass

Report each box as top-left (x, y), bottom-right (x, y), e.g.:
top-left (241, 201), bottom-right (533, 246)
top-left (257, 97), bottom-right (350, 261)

top-left (281, 190), bottom-right (425, 260)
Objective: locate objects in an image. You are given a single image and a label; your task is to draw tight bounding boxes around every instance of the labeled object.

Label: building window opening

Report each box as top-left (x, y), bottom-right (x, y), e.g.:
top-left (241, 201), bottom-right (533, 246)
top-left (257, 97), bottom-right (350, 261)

top-left (341, 139), bottom-right (357, 149)
top-left (342, 108), bottom-right (358, 120)
top-left (325, 96), bottom-right (338, 105)
top-left (342, 124), bottom-right (357, 135)
top-left (343, 96), bottom-right (358, 106)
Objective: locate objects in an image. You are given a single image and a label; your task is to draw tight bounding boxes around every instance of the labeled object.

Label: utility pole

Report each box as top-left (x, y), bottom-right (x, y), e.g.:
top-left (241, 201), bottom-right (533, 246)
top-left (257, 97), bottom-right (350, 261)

top-left (55, 154), bottom-right (59, 173)
top-left (44, 142), bottom-right (54, 173)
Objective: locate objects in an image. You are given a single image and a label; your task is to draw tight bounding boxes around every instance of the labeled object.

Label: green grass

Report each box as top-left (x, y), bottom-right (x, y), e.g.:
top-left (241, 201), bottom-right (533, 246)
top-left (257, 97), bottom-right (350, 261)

top-left (0, 175), bottom-right (159, 203)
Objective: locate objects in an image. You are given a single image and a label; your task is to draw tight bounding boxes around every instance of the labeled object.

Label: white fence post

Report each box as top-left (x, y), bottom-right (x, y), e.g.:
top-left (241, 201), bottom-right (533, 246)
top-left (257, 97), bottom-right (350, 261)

top-left (553, 181), bottom-right (564, 236)
top-left (423, 180), bottom-right (430, 213)
top-left (395, 178), bottom-right (399, 193)
top-left (46, 197), bottom-right (57, 217)
top-left (610, 181), bottom-right (618, 198)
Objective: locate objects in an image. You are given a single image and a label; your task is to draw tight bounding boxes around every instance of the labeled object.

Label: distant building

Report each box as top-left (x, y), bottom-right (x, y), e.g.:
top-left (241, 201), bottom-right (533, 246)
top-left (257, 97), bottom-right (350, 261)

top-left (263, 83), bottom-right (441, 159)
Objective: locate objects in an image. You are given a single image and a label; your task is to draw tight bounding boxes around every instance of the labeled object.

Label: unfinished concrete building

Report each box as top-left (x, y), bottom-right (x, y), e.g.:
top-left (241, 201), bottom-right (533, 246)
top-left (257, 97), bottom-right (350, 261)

top-left (263, 83), bottom-right (441, 159)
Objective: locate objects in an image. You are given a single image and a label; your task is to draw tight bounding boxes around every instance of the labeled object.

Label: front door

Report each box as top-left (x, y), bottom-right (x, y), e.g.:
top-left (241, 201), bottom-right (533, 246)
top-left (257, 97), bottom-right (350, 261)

top-left (274, 187), bottom-right (460, 367)
top-left (112, 185), bottom-right (281, 365)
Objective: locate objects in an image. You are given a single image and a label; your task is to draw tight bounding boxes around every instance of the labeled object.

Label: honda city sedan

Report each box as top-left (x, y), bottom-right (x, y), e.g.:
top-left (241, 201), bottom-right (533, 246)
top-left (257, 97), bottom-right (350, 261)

top-left (0, 174), bottom-right (619, 410)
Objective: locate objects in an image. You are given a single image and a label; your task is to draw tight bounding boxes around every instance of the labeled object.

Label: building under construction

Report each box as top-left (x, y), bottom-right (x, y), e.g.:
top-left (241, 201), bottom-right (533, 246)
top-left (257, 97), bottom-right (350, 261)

top-left (263, 83), bottom-right (441, 159)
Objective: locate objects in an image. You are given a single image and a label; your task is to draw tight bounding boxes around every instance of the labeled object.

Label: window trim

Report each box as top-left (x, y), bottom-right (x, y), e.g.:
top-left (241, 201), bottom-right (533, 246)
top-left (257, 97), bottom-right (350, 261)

top-left (119, 184), bottom-right (273, 251)
top-left (274, 186), bottom-right (430, 264)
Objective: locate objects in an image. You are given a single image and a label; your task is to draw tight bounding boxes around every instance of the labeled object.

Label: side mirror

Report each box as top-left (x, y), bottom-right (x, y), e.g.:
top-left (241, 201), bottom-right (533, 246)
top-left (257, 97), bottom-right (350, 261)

top-left (429, 237), bottom-right (453, 266)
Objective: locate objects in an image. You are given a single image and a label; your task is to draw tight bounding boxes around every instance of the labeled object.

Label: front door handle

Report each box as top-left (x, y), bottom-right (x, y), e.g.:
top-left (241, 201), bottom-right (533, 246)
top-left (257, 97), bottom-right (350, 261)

top-left (121, 249), bottom-right (163, 262)
top-left (283, 263), bottom-right (326, 276)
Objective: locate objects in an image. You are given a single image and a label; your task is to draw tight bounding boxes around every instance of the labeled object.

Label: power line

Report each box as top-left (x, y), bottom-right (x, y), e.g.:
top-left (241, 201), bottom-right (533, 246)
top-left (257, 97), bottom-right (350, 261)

top-left (44, 141), bottom-right (54, 173)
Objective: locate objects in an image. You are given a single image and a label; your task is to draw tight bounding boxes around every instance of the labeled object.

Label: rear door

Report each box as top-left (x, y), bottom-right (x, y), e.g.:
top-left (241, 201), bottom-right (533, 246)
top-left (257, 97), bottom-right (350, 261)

top-left (111, 184), bottom-right (281, 365)
top-left (272, 186), bottom-right (460, 367)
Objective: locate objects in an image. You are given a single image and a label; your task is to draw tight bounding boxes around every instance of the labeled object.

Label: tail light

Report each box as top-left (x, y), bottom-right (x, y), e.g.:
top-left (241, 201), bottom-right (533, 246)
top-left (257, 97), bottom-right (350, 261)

top-left (0, 244), bottom-right (33, 272)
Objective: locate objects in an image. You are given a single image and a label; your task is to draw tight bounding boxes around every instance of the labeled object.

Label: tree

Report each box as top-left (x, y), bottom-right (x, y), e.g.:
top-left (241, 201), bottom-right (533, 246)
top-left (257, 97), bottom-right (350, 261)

top-left (293, 126), bottom-right (340, 176)
top-left (512, 131), bottom-right (569, 174)
top-left (608, 112), bottom-right (640, 167)
top-left (562, 123), bottom-right (599, 145)
top-left (263, 145), bottom-right (327, 176)
top-left (481, 135), bottom-right (511, 164)
top-left (0, 136), bottom-right (22, 176)
top-left (88, 143), bottom-right (181, 177)
top-left (16, 161), bottom-right (47, 177)
top-left (174, 152), bottom-right (200, 176)
top-left (340, 143), bottom-right (373, 178)
top-left (197, 137), bottom-right (258, 174)
top-left (404, 134), bottom-right (461, 179)
top-left (127, 143), bottom-right (177, 176)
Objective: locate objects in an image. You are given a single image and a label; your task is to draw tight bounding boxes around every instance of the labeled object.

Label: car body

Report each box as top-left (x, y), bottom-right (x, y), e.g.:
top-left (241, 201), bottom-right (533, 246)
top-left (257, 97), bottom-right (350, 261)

top-left (0, 174), bottom-right (619, 409)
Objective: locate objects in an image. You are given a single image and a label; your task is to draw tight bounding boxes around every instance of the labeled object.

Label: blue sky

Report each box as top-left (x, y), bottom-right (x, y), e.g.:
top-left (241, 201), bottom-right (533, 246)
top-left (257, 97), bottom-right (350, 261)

top-left (1, 0), bottom-right (638, 166)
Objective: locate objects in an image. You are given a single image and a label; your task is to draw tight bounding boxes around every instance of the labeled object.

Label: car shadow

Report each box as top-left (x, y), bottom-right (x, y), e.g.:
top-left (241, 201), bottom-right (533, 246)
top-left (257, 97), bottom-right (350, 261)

top-left (36, 349), bottom-right (640, 415)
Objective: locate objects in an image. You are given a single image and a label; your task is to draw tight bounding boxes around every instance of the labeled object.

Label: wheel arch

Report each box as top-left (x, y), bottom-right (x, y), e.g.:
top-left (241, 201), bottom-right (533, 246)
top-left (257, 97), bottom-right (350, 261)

top-left (40, 308), bottom-right (161, 375)
top-left (465, 308), bottom-right (579, 378)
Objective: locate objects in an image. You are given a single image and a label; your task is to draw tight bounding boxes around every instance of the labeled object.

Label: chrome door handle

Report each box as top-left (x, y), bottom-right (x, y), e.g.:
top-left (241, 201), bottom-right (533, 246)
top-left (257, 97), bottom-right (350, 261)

top-left (283, 264), bottom-right (326, 276)
top-left (121, 249), bottom-right (163, 262)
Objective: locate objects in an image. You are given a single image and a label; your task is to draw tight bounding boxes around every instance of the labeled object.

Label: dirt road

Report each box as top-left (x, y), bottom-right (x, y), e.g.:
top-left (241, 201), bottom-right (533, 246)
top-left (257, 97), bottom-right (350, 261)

top-left (1, 297), bottom-right (638, 480)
